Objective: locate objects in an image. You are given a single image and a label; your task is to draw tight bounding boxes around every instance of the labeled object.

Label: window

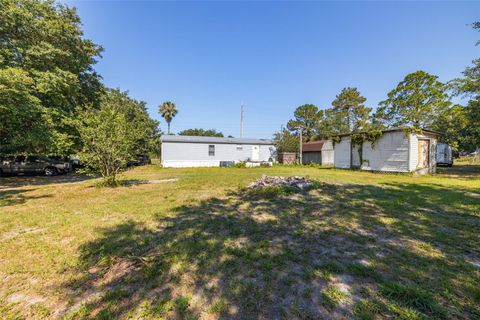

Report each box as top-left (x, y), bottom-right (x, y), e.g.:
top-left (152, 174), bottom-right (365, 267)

top-left (208, 145), bottom-right (215, 156)
top-left (26, 156), bottom-right (39, 163)
top-left (15, 156), bottom-right (25, 163)
top-left (236, 145), bottom-right (243, 151)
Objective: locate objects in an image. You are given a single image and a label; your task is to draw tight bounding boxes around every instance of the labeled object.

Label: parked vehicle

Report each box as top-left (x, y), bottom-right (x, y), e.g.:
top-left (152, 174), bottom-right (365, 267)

top-left (127, 154), bottom-right (151, 167)
top-left (69, 155), bottom-right (84, 171)
top-left (436, 143), bottom-right (453, 167)
top-left (0, 155), bottom-right (70, 176)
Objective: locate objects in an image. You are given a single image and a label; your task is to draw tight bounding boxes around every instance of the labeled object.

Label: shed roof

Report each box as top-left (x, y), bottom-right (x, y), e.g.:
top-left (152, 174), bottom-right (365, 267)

top-left (302, 140), bottom-right (326, 152)
top-left (161, 135), bottom-right (274, 145)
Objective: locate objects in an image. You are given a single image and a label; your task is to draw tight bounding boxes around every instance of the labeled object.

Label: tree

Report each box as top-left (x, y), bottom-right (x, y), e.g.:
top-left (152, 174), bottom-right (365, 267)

top-left (450, 22), bottom-right (480, 97)
top-left (159, 101), bottom-right (178, 134)
top-left (287, 104), bottom-right (323, 140)
top-left (114, 90), bottom-right (161, 155)
top-left (178, 128), bottom-right (224, 137)
top-left (0, 68), bottom-right (48, 153)
top-left (432, 105), bottom-right (468, 153)
top-left (462, 98), bottom-right (480, 153)
top-left (76, 89), bottom-right (160, 186)
top-left (375, 71), bottom-right (450, 129)
top-left (319, 108), bottom-right (343, 138)
top-left (331, 87), bottom-right (371, 133)
top-left (0, 0), bottom-right (103, 154)
top-left (448, 21), bottom-right (480, 152)
top-left (273, 129), bottom-right (299, 154)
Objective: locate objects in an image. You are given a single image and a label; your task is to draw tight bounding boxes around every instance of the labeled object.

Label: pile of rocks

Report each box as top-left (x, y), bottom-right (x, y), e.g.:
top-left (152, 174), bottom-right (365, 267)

top-left (248, 175), bottom-right (313, 190)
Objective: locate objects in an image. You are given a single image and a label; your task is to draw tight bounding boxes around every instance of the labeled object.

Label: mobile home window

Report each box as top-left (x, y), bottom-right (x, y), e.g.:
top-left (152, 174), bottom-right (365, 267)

top-left (208, 145), bottom-right (215, 156)
top-left (236, 145), bottom-right (243, 151)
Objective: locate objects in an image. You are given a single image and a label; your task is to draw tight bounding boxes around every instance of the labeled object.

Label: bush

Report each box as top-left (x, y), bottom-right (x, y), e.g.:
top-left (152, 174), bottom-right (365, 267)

top-left (234, 162), bottom-right (246, 168)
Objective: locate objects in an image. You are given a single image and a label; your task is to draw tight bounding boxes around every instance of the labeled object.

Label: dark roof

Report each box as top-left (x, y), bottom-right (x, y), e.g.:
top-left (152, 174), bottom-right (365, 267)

top-left (160, 135), bottom-right (274, 145)
top-left (335, 127), bottom-right (439, 138)
top-left (302, 140), bottom-right (326, 152)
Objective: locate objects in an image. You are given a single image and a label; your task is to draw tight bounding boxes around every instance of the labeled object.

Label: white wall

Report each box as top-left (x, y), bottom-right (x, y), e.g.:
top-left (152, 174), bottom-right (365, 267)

top-left (321, 141), bottom-right (334, 165)
top-left (162, 142), bottom-right (275, 167)
top-left (352, 145), bottom-right (361, 167)
top-left (321, 150), bottom-right (334, 165)
top-left (408, 134), bottom-right (418, 171)
top-left (334, 137), bottom-right (351, 169)
top-left (361, 131), bottom-right (410, 172)
top-left (333, 131), bottom-right (437, 173)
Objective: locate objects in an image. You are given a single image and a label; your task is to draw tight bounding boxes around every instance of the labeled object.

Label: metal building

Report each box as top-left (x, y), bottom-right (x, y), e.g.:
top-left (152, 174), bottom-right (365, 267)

top-left (334, 128), bottom-right (438, 174)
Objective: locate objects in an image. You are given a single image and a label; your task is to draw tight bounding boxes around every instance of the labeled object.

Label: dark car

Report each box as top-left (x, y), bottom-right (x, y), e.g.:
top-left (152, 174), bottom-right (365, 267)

top-left (0, 155), bottom-right (70, 176)
top-left (127, 154), bottom-right (151, 167)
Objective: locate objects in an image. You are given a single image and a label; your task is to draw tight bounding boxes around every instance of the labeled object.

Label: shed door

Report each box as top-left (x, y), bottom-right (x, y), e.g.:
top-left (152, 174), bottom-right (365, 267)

top-left (251, 145), bottom-right (259, 161)
top-left (302, 152), bottom-right (321, 164)
top-left (418, 139), bottom-right (430, 169)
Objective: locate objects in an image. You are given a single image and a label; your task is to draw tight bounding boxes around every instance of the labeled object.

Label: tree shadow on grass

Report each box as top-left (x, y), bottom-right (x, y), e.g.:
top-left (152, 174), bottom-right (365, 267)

top-left (62, 182), bottom-right (480, 319)
top-left (0, 173), bottom-right (92, 189)
top-left (436, 164), bottom-right (480, 180)
top-left (0, 188), bottom-right (52, 207)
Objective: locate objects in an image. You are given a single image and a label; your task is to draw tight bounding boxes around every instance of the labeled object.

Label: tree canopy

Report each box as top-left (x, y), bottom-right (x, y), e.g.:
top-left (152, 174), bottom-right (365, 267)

top-left (273, 129), bottom-right (299, 154)
top-left (178, 128), bottom-right (224, 137)
top-left (375, 71), bottom-right (450, 129)
top-left (331, 87), bottom-right (371, 133)
top-left (432, 105), bottom-right (468, 152)
top-left (286, 104), bottom-right (323, 140)
top-left (76, 89), bottom-right (160, 185)
top-left (0, 0), bottom-right (103, 154)
top-left (447, 21), bottom-right (480, 152)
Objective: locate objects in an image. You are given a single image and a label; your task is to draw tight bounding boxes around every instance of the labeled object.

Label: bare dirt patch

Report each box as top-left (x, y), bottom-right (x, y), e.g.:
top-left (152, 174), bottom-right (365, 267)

top-left (1, 227), bottom-right (46, 241)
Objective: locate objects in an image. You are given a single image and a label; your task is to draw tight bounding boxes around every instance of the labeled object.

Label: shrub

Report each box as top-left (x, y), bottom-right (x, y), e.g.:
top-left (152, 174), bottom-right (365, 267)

top-left (234, 162), bottom-right (246, 168)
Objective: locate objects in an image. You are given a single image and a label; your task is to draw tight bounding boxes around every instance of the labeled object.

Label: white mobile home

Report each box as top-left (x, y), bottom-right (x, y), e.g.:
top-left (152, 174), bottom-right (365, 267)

top-left (334, 128), bottom-right (438, 174)
top-left (161, 135), bottom-right (276, 168)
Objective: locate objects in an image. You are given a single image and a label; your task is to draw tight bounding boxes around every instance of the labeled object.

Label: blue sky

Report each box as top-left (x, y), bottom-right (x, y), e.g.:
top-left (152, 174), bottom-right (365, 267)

top-left (67, 1), bottom-right (479, 138)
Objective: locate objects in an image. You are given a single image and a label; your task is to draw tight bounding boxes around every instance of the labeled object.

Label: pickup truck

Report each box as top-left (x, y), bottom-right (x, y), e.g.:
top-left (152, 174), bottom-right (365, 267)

top-left (0, 155), bottom-right (70, 176)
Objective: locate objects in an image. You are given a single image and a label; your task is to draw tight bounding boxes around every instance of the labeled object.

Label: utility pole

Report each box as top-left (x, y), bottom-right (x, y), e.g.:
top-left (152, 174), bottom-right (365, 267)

top-left (299, 129), bottom-right (303, 165)
top-left (240, 103), bottom-right (244, 138)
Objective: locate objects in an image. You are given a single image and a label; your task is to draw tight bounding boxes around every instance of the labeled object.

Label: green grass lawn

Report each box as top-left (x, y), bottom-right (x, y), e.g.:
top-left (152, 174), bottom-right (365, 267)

top-left (0, 165), bottom-right (479, 319)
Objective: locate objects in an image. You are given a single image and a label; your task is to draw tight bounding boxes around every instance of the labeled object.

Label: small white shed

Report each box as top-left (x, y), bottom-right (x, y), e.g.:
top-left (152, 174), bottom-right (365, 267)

top-left (334, 128), bottom-right (438, 174)
top-left (161, 135), bottom-right (276, 168)
top-left (302, 140), bottom-right (334, 165)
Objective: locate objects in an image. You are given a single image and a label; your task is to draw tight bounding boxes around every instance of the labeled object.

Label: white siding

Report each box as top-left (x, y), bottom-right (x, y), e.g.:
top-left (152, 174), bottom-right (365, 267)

top-left (161, 142), bottom-right (275, 167)
top-left (162, 160), bottom-right (220, 168)
top-left (430, 137), bottom-right (437, 173)
top-left (361, 131), bottom-right (410, 172)
top-left (320, 140), bottom-right (334, 165)
top-left (352, 145), bottom-right (361, 167)
top-left (321, 140), bottom-right (334, 151)
top-left (321, 150), bottom-right (334, 166)
top-left (408, 133), bottom-right (418, 171)
top-left (334, 137), bottom-right (351, 169)
top-left (333, 130), bottom-right (437, 174)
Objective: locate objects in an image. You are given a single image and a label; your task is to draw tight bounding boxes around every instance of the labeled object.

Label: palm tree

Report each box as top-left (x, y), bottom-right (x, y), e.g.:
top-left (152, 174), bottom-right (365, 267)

top-left (159, 101), bottom-right (178, 134)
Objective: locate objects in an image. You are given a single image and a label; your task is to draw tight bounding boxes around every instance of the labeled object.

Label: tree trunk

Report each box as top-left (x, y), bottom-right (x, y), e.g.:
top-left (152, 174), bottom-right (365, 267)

top-left (167, 122), bottom-right (171, 134)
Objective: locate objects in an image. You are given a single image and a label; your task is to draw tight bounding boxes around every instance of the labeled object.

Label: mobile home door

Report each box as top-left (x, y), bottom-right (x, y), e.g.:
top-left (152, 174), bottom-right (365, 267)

top-left (252, 145), bottom-right (260, 161)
